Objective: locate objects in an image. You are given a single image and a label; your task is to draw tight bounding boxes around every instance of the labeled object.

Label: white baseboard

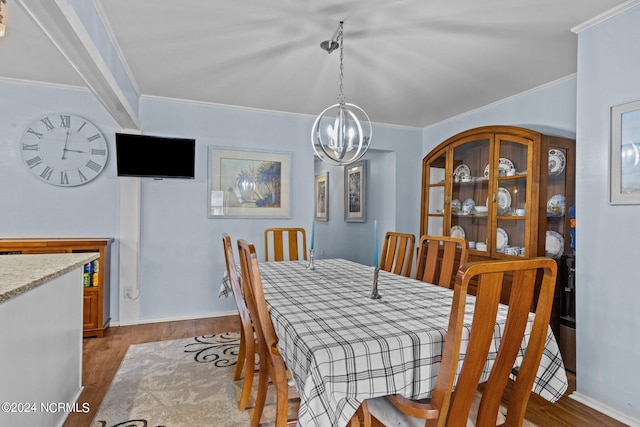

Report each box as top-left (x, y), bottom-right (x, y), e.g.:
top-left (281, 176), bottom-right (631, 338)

top-left (569, 392), bottom-right (640, 426)
top-left (57, 386), bottom-right (85, 427)
top-left (111, 310), bottom-right (238, 327)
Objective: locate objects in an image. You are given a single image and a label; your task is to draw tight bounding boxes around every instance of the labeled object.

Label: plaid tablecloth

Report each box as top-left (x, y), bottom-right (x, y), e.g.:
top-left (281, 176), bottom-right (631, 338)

top-left (221, 258), bottom-right (568, 427)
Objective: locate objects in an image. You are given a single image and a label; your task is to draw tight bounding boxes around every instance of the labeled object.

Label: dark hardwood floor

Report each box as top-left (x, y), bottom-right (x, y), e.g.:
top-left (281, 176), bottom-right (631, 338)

top-left (64, 315), bottom-right (626, 427)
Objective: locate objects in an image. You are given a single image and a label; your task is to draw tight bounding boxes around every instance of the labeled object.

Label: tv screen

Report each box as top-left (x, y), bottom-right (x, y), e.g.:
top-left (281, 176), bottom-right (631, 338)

top-left (115, 133), bottom-right (195, 179)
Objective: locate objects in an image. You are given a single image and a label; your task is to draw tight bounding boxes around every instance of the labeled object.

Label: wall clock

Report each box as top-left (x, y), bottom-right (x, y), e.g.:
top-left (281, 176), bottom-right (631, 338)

top-left (20, 113), bottom-right (108, 187)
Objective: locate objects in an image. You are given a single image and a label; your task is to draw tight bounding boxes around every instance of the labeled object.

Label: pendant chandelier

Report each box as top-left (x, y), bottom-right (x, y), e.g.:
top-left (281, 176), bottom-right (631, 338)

top-left (311, 21), bottom-right (372, 166)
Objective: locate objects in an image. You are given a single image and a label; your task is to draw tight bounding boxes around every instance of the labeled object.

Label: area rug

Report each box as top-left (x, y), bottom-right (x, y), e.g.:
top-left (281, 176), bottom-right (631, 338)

top-left (92, 332), bottom-right (536, 427)
top-left (91, 332), bottom-right (299, 427)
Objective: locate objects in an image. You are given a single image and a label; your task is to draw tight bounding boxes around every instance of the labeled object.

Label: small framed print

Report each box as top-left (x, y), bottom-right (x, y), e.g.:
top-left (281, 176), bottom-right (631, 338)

top-left (208, 146), bottom-right (291, 218)
top-left (610, 99), bottom-right (640, 204)
top-left (344, 160), bottom-right (367, 222)
top-left (314, 172), bottom-right (329, 221)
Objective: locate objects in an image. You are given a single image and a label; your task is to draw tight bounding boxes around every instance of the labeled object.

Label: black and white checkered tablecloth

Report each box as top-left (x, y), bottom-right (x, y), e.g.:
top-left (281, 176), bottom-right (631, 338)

top-left (221, 258), bottom-right (568, 427)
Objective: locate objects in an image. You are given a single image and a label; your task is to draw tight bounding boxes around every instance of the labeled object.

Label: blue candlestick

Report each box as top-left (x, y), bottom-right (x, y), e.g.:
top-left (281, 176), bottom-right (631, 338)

top-left (310, 220), bottom-right (315, 250)
top-left (374, 220), bottom-right (378, 267)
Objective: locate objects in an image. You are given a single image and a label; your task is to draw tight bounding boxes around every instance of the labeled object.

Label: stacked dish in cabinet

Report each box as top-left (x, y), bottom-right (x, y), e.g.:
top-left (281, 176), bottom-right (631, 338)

top-left (546, 148), bottom-right (567, 258)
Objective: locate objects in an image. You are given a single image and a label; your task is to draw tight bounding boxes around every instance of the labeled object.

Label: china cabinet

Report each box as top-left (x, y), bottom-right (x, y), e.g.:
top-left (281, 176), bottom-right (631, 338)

top-left (0, 238), bottom-right (112, 337)
top-left (420, 126), bottom-right (575, 310)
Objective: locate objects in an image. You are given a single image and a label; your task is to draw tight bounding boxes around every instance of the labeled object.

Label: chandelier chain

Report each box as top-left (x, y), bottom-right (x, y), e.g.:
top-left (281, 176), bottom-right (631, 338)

top-left (338, 22), bottom-right (344, 105)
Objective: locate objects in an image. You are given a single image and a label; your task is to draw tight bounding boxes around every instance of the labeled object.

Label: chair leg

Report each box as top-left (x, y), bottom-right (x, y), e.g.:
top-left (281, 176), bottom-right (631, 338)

top-left (234, 328), bottom-right (247, 381)
top-left (273, 363), bottom-right (290, 427)
top-left (252, 355), bottom-right (270, 427)
top-left (238, 335), bottom-right (256, 410)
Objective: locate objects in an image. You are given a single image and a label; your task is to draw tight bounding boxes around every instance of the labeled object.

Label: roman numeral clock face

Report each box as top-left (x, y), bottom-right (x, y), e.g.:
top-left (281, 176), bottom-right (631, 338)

top-left (20, 114), bottom-right (108, 187)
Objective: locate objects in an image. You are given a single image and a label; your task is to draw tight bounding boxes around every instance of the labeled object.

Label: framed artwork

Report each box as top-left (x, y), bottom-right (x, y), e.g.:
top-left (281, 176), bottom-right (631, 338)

top-left (610, 99), bottom-right (640, 204)
top-left (208, 146), bottom-right (291, 218)
top-left (314, 172), bottom-right (329, 221)
top-left (344, 160), bottom-right (367, 222)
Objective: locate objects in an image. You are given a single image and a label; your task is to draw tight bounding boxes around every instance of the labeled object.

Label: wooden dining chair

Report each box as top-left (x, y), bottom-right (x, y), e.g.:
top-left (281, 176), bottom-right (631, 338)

top-left (362, 257), bottom-right (558, 427)
top-left (264, 227), bottom-right (307, 261)
top-left (238, 238), bottom-right (299, 427)
top-left (379, 231), bottom-right (416, 277)
top-left (414, 235), bottom-right (468, 289)
top-left (221, 234), bottom-right (257, 410)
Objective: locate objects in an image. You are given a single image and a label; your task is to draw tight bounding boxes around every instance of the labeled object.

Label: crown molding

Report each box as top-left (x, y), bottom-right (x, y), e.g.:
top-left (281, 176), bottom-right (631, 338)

top-left (571, 0), bottom-right (640, 34)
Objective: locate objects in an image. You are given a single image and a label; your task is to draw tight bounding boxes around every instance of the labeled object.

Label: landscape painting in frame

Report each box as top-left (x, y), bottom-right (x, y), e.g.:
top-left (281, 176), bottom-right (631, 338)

top-left (610, 99), bottom-right (640, 204)
top-left (344, 160), bottom-right (367, 222)
top-left (208, 147), bottom-right (291, 218)
top-left (314, 172), bottom-right (329, 221)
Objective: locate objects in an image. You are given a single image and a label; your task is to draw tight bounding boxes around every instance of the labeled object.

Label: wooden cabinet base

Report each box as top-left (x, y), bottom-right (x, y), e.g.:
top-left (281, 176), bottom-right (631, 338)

top-left (0, 238), bottom-right (113, 338)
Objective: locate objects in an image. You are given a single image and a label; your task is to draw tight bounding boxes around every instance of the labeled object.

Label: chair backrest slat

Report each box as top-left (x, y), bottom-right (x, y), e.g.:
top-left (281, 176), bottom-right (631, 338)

top-left (264, 227), bottom-right (307, 261)
top-left (379, 231), bottom-right (416, 277)
top-left (414, 235), bottom-right (468, 289)
top-left (238, 239), bottom-right (277, 352)
top-left (221, 234), bottom-right (252, 330)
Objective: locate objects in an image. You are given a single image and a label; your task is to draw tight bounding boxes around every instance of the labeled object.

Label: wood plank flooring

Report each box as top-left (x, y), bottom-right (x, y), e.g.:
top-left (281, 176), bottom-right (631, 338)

top-left (64, 315), bottom-right (626, 427)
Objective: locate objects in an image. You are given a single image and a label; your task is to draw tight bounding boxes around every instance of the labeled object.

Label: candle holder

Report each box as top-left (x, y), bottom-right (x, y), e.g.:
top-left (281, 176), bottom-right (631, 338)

top-left (307, 249), bottom-right (316, 270)
top-left (369, 266), bottom-right (381, 299)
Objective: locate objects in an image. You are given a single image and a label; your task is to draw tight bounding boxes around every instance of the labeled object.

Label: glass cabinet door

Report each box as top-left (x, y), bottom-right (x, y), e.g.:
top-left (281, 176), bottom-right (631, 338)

top-left (423, 151), bottom-right (446, 236)
top-left (492, 135), bottom-right (532, 257)
top-left (422, 126), bottom-right (575, 265)
top-left (450, 136), bottom-right (491, 255)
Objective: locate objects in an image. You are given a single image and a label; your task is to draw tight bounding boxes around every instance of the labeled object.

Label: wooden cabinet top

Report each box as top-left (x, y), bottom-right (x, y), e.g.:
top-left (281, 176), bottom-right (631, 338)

top-left (0, 238), bottom-right (113, 249)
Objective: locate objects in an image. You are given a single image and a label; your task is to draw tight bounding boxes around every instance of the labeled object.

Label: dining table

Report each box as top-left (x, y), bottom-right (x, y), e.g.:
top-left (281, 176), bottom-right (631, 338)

top-left (220, 257), bottom-right (568, 427)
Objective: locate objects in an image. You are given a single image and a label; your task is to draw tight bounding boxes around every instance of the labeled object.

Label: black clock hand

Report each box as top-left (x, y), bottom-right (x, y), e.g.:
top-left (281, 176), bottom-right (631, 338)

top-left (61, 129), bottom-right (70, 160)
top-left (63, 148), bottom-right (87, 154)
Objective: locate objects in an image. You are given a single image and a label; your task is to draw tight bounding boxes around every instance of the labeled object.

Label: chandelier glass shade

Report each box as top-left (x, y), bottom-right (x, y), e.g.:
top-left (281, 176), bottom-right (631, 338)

top-left (311, 21), bottom-right (372, 166)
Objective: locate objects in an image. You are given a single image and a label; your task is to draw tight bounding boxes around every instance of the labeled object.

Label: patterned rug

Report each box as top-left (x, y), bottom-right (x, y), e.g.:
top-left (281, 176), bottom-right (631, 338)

top-left (91, 332), bottom-right (537, 427)
top-left (91, 332), bottom-right (297, 427)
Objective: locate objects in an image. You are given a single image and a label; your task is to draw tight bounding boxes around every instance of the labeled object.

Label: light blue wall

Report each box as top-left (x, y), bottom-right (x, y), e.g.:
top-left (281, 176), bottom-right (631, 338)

top-left (313, 125), bottom-right (423, 268)
top-left (0, 81), bottom-right (122, 316)
top-left (138, 98), bottom-right (422, 319)
top-left (574, 4), bottom-right (640, 421)
top-left (137, 98), bottom-right (320, 319)
top-left (0, 84), bottom-right (421, 323)
top-left (423, 76), bottom-right (578, 153)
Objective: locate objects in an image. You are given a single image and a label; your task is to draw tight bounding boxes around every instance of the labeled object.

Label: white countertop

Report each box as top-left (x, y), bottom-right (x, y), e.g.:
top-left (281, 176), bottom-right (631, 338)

top-left (0, 253), bottom-right (99, 304)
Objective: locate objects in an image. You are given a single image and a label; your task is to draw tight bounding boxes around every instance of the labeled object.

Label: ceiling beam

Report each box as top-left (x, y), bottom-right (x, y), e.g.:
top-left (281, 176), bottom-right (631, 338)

top-left (15, 0), bottom-right (140, 130)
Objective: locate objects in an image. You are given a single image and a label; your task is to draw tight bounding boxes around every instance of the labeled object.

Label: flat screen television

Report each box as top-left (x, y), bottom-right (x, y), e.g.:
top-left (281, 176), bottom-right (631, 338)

top-left (115, 133), bottom-right (195, 179)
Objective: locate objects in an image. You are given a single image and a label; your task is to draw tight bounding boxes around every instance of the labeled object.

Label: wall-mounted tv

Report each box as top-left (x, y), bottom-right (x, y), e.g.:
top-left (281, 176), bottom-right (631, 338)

top-left (115, 133), bottom-right (195, 179)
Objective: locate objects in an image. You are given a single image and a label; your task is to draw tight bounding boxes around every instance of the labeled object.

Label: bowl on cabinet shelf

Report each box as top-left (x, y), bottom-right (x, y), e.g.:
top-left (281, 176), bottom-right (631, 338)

top-left (474, 206), bottom-right (488, 214)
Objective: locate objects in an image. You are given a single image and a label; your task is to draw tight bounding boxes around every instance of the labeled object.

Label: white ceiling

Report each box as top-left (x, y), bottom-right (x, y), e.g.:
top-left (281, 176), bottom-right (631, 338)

top-left (0, 0), bottom-right (627, 128)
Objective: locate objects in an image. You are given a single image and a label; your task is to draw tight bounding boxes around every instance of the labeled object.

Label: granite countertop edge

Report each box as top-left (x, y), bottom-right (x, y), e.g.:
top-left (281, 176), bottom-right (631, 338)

top-left (0, 253), bottom-right (99, 304)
